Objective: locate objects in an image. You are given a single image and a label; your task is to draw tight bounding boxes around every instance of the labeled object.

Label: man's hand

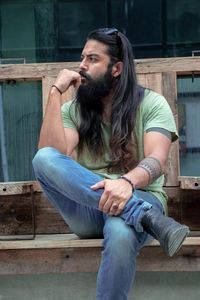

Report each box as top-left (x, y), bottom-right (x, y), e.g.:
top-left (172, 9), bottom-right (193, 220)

top-left (91, 179), bottom-right (133, 216)
top-left (53, 69), bottom-right (81, 94)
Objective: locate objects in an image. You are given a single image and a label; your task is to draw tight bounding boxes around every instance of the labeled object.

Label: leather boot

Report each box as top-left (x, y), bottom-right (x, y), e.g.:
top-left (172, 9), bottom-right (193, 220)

top-left (142, 208), bottom-right (190, 257)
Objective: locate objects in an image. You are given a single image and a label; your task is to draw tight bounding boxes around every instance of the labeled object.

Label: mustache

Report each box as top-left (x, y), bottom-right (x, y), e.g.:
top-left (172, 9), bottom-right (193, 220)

top-left (79, 70), bottom-right (92, 82)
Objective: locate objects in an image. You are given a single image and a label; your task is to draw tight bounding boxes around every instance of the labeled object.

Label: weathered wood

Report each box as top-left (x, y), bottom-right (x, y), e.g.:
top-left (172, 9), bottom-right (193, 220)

top-left (179, 176), bottom-right (200, 190)
top-left (0, 62), bottom-right (79, 80)
top-left (162, 72), bottom-right (177, 114)
top-left (137, 244), bottom-right (200, 272)
top-left (164, 187), bottom-right (181, 223)
top-left (180, 189), bottom-right (200, 230)
top-left (0, 234), bottom-right (199, 274)
top-left (1, 57), bottom-right (199, 194)
top-left (137, 72), bottom-right (163, 94)
top-left (1, 57), bottom-right (200, 81)
top-left (0, 193), bottom-right (70, 236)
top-left (1, 234), bottom-right (199, 250)
top-left (0, 181), bottom-right (41, 195)
top-left (135, 57), bottom-right (200, 74)
top-left (0, 187), bottom-right (199, 236)
top-left (164, 141), bottom-right (180, 187)
top-left (162, 72), bottom-right (179, 187)
top-left (0, 247), bottom-right (101, 275)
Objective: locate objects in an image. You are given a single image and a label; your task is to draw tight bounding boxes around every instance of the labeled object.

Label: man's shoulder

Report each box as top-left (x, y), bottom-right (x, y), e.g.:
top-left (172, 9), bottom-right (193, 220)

top-left (140, 89), bottom-right (169, 113)
top-left (142, 89), bottom-right (165, 104)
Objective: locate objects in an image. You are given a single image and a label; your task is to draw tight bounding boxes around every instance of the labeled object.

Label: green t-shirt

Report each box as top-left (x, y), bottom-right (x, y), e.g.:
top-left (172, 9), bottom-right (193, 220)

top-left (61, 89), bottom-right (178, 215)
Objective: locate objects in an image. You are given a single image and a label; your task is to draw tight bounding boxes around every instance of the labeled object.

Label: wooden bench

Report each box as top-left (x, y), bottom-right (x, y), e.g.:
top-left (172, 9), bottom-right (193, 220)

top-left (0, 57), bottom-right (200, 275)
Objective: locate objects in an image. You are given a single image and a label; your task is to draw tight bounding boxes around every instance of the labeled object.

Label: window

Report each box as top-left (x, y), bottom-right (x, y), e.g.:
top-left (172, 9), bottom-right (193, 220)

top-left (0, 81), bottom-right (42, 182)
top-left (1, 0), bottom-right (200, 63)
top-left (178, 75), bottom-right (200, 176)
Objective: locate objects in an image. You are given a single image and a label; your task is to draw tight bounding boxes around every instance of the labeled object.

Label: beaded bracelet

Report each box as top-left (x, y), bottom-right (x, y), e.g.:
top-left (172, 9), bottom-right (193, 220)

top-left (118, 176), bottom-right (135, 193)
top-left (51, 84), bottom-right (62, 95)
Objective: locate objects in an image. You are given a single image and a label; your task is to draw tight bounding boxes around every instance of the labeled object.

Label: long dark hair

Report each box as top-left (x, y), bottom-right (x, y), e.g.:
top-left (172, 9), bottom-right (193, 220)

top-left (77, 28), bottom-right (145, 173)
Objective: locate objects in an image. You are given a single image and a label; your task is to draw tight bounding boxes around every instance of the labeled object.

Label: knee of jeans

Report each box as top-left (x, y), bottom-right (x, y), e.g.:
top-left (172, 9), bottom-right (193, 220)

top-left (32, 147), bottom-right (59, 175)
top-left (103, 217), bottom-right (138, 258)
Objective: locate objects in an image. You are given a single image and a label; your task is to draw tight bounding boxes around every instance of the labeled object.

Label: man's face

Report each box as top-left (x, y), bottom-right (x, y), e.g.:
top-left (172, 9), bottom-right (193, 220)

top-left (76, 39), bottom-right (114, 104)
top-left (79, 39), bottom-right (112, 85)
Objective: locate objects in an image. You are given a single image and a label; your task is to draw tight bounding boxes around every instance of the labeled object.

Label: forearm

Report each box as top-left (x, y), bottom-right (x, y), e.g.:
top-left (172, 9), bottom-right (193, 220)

top-left (38, 88), bottom-right (67, 154)
top-left (124, 156), bottom-right (165, 189)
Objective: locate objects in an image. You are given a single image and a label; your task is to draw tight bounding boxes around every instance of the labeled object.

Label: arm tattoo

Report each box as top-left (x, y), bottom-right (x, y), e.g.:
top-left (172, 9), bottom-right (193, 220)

top-left (137, 156), bottom-right (163, 185)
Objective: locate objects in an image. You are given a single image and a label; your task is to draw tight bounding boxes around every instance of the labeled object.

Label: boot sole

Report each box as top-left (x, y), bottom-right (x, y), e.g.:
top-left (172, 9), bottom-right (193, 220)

top-left (165, 226), bottom-right (190, 257)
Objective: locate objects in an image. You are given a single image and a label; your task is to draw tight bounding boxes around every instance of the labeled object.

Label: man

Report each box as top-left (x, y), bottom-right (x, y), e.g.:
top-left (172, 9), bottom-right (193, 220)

top-left (33, 28), bottom-right (189, 300)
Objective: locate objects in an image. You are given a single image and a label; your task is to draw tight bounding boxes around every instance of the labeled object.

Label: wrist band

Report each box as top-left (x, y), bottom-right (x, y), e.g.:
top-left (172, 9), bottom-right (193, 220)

top-left (51, 84), bottom-right (62, 95)
top-left (118, 176), bottom-right (135, 193)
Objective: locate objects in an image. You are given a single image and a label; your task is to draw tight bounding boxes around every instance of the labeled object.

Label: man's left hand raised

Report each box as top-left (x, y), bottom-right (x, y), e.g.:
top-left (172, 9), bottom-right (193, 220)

top-left (91, 179), bottom-right (133, 216)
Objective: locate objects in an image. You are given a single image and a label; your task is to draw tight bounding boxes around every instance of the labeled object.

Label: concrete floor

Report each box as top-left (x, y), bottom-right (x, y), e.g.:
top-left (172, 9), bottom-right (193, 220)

top-left (0, 272), bottom-right (200, 300)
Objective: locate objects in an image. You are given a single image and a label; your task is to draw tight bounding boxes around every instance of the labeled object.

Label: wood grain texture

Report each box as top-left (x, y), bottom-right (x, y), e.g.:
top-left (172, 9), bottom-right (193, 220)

top-left (0, 181), bottom-right (41, 195)
top-left (1, 57), bottom-right (200, 80)
top-left (0, 192), bottom-right (70, 235)
top-left (179, 176), bottom-right (200, 190)
top-left (137, 73), bottom-right (163, 94)
top-left (1, 57), bottom-right (199, 192)
top-left (1, 187), bottom-right (199, 236)
top-left (0, 234), bottom-right (199, 274)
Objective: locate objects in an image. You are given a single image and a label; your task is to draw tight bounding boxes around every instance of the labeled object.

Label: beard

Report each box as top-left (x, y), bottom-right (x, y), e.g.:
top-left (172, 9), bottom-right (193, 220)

top-left (76, 66), bottom-right (113, 112)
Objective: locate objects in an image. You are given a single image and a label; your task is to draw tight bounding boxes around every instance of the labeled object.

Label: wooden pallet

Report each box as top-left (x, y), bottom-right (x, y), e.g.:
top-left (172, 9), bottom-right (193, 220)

top-left (0, 233), bottom-right (200, 275)
top-left (0, 57), bottom-right (200, 275)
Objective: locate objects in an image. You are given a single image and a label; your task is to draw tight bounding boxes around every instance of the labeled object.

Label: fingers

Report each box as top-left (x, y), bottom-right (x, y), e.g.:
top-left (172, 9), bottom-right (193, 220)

top-left (91, 179), bottom-right (130, 215)
top-left (90, 180), bottom-right (110, 212)
top-left (90, 180), bottom-right (105, 190)
top-left (54, 69), bottom-right (81, 93)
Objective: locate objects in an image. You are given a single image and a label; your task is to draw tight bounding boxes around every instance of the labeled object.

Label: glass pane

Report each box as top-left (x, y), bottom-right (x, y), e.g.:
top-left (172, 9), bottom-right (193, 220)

top-left (177, 76), bottom-right (200, 176)
top-left (0, 81), bottom-right (42, 182)
top-left (1, 0), bottom-right (37, 63)
top-left (167, 0), bottom-right (200, 43)
top-left (1, 0), bottom-right (200, 61)
top-left (167, 0), bottom-right (200, 57)
top-left (111, 0), bottom-right (162, 46)
top-left (58, 0), bottom-right (106, 48)
top-left (56, 0), bottom-right (107, 62)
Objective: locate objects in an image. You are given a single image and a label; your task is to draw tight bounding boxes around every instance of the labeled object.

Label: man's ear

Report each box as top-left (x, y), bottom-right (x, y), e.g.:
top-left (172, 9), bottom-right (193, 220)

top-left (112, 61), bottom-right (123, 78)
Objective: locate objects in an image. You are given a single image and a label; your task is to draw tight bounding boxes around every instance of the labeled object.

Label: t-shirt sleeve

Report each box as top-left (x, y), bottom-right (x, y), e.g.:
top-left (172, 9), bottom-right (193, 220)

top-left (61, 100), bottom-right (79, 130)
top-left (142, 92), bottom-right (178, 142)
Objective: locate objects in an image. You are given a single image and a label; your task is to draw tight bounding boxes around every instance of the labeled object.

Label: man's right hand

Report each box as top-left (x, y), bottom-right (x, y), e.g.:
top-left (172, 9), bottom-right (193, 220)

top-left (53, 69), bottom-right (81, 94)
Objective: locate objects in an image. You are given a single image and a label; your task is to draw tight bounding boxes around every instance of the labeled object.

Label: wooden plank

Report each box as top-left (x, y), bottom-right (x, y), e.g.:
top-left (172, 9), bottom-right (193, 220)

top-left (0, 181), bottom-right (41, 195)
top-left (1, 187), bottom-right (199, 236)
top-left (1, 57), bottom-right (200, 81)
top-left (164, 141), bottom-right (179, 187)
top-left (0, 234), bottom-right (199, 250)
top-left (179, 176), bottom-right (200, 190)
top-left (162, 72), bottom-right (177, 114)
top-left (162, 72), bottom-right (179, 187)
top-left (137, 73), bottom-right (163, 94)
top-left (137, 244), bottom-right (200, 271)
top-left (135, 57), bottom-right (200, 74)
top-left (0, 247), bottom-right (102, 274)
top-left (0, 62), bottom-right (79, 80)
top-left (0, 234), bottom-right (102, 250)
top-left (0, 235), bottom-right (199, 274)
top-left (164, 187), bottom-right (181, 223)
top-left (0, 192), bottom-right (70, 236)
top-left (181, 189), bottom-right (200, 230)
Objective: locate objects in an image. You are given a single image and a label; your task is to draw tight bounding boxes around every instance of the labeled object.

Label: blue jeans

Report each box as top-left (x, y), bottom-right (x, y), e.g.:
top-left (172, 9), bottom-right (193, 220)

top-left (32, 147), bottom-right (163, 300)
